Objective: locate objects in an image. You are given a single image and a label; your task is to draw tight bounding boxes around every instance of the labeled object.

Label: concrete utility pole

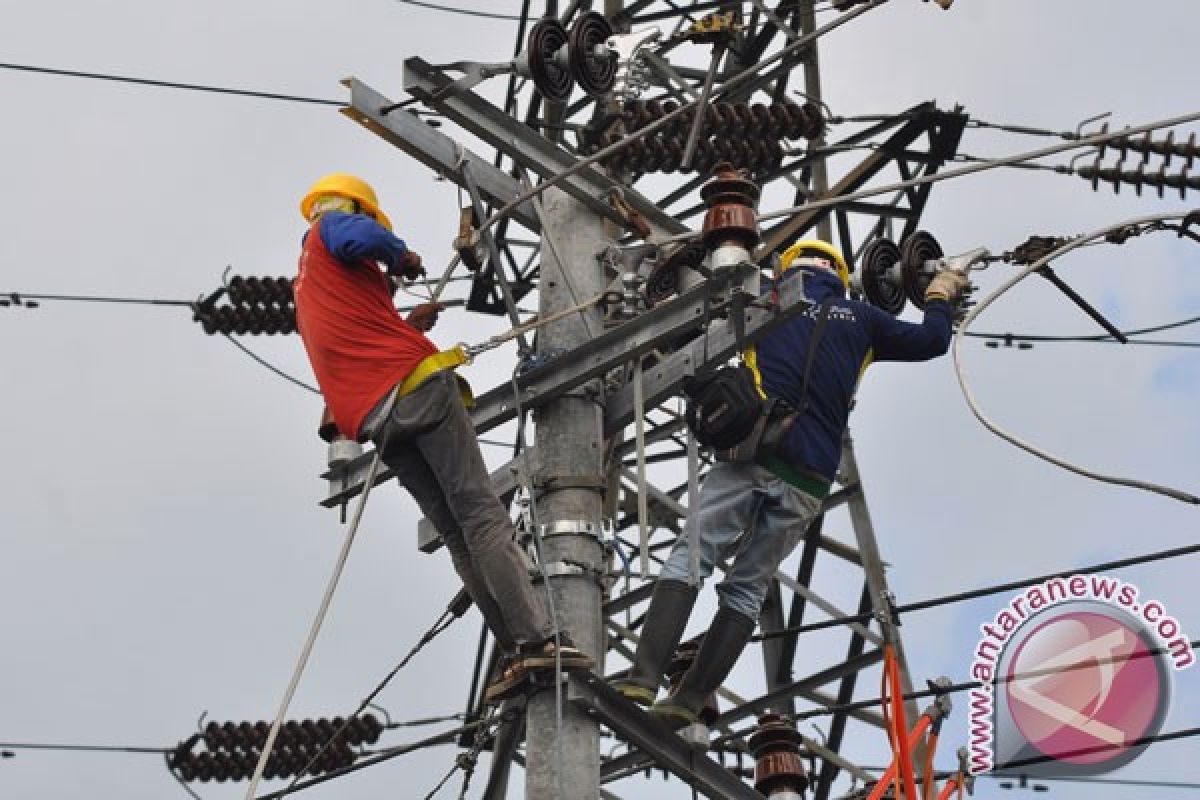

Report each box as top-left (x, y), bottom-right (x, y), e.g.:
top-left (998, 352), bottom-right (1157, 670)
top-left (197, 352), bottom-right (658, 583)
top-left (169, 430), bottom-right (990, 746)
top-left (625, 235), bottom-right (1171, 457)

top-left (525, 188), bottom-right (609, 800)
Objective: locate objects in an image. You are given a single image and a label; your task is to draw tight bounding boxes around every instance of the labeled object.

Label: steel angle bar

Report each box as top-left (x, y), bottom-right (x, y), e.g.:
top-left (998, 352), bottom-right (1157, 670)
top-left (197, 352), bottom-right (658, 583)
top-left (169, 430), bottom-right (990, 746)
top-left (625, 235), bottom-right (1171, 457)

top-left (572, 673), bottom-right (763, 800)
top-left (321, 272), bottom-right (741, 509)
top-left (402, 57), bottom-right (687, 238)
top-left (759, 107), bottom-right (967, 257)
top-left (771, 567), bottom-right (880, 645)
top-left (341, 78), bottom-right (540, 232)
top-left (604, 275), bottom-right (812, 434)
top-left (712, 648), bottom-right (884, 729)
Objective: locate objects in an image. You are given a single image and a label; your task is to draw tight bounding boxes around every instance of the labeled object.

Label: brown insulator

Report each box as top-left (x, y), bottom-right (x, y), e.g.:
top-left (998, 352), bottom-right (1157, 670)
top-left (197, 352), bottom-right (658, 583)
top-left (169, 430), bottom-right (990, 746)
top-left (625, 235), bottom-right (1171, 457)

top-left (748, 713), bottom-right (809, 797)
top-left (700, 163), bottom-right (761, 249)
top-left (750, 103), bottom-right (773, 134)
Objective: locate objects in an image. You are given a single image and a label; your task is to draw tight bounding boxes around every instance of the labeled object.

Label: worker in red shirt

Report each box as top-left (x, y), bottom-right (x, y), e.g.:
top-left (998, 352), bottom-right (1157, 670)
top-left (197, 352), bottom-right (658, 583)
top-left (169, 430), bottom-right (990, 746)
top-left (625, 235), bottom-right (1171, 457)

top-left (293, 173), bottom-right (591, 701)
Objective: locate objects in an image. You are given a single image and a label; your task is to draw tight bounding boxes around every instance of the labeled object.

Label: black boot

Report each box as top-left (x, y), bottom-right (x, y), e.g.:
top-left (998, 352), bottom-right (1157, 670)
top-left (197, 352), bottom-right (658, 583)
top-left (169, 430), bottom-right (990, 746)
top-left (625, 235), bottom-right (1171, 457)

top-left (651, 606), bottom-right (756, 727)
top-left (613, 580), bottom-right (699, 706)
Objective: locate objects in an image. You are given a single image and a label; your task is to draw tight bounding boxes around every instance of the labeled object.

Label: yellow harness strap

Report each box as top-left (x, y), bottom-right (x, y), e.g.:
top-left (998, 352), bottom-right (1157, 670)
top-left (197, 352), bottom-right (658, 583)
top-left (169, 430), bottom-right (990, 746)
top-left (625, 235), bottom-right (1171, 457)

top-left (397, 346), bottom-right (476, 409)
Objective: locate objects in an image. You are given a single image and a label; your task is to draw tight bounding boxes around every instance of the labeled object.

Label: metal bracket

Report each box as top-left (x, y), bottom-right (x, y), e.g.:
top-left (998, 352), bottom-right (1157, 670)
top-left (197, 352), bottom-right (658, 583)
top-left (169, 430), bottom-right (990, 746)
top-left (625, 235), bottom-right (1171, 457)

top-left (539, 519), bottom-right (603, 540)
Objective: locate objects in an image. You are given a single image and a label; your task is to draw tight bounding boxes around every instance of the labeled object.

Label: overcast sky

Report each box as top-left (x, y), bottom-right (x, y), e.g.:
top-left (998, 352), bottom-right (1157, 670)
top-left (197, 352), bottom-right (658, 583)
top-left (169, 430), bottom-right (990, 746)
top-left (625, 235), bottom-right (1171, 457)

top-left (1, 2), bottom-right (1197, 799)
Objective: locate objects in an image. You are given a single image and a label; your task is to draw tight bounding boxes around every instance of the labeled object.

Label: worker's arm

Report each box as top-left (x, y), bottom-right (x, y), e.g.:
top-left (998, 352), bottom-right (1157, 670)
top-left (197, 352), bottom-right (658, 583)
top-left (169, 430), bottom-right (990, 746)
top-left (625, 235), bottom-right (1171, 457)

top-left (864, 300), bottom-right (954, 362)
top-left (318, 211), bottom-right (410, 271)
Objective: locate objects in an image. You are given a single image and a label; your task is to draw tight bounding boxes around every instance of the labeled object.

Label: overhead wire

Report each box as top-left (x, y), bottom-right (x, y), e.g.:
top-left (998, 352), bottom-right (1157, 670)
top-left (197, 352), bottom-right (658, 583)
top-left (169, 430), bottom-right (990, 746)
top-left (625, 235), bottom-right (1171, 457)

top-left (394, 0), bottom-right (527, 20)
top-left (752, 112), bottom-right (1200, 226)
top-left (276, 592), bottom-right (470, 796)
top-left (753, 540), bottom-right (1200, 641)
top-left (220, 333), bottom-right (321, 395)
top-left (709, 640), bottom-right (1199, 751)
top-left (954, 212), bottom-right (1200, 505)
top-left (0, 62), bottom-right (344, 107)
top-left (243, 420), bottom-right (397, 800)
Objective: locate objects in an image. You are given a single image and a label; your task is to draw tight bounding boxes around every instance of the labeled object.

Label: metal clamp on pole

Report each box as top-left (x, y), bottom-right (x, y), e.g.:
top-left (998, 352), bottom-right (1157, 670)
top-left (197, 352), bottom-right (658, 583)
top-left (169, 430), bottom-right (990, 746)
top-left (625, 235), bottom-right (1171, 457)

top-left (874, 589), bottom-right (902, 645)
top-left (539, 520), bottom-right (603, 540)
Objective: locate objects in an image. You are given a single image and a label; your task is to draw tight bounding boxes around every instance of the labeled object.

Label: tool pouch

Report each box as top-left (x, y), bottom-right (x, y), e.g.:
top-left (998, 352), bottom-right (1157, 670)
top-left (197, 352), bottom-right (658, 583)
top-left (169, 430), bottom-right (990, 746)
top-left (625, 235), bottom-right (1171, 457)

top-left (683, 364), bottom-right (764, 451)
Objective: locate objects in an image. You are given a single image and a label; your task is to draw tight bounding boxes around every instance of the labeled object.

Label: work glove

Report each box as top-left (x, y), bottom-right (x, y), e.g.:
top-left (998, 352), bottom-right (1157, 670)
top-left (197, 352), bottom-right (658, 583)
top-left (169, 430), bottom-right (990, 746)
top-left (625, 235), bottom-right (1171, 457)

top-left (391, 249), bottom-right (425, 282)
top-left (924, 269), bottom-right (969, 305)
top-left (407, 302), bottom-right (445, 332)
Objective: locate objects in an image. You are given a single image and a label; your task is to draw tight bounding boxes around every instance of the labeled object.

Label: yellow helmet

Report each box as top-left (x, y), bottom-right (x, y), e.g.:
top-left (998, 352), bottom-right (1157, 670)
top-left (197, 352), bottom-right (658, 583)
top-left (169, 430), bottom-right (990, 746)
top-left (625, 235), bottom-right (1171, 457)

top-left (780, 239), bottom-right (850, 289)
top-left (300, 173), bottom-right (393, 232)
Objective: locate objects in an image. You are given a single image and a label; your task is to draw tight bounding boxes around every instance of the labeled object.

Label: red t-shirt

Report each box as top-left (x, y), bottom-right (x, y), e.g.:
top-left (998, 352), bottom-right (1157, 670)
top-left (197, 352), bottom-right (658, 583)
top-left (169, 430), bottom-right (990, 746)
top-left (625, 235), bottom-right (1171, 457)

top-left (294, 224), bottom-right (437, 440)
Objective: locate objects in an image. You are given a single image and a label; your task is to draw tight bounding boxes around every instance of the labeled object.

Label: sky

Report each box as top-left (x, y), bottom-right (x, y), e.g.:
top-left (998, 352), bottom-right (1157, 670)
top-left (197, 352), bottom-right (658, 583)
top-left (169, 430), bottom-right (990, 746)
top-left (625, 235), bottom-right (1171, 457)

top-left (1, 1), bottom-right (1197, 799)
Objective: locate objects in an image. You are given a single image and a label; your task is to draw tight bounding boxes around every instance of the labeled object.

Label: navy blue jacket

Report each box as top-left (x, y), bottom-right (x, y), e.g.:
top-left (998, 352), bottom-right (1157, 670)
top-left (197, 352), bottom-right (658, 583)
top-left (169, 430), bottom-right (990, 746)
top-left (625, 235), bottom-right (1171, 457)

top-left (752, 268), bottom-right (953, 482)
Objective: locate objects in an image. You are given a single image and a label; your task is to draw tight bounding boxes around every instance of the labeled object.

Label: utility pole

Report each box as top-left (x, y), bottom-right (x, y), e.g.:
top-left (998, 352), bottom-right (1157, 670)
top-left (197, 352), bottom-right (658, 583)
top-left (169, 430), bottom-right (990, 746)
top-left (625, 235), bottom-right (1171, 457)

top-left (319, 4), bottom-right (971, 798)
top-left (525, 188), bottom-right (609, 800)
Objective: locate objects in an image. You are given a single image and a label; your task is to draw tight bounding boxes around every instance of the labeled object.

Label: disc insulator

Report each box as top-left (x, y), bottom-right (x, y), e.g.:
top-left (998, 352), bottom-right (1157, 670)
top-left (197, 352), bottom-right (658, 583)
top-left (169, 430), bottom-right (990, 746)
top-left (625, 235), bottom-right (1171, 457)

top-left (527, 19), bottom-right (573, 104)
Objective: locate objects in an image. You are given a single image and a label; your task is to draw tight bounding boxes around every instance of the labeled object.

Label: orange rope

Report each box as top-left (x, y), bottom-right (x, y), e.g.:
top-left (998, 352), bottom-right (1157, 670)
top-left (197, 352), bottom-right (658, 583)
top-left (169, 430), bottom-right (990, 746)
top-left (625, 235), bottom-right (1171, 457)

top-left (885, 645), bottom-right (920, 800)
top-left (922, 731), bottom-right (939, 800)
top-left (866, 716), bottom-right (931, 800)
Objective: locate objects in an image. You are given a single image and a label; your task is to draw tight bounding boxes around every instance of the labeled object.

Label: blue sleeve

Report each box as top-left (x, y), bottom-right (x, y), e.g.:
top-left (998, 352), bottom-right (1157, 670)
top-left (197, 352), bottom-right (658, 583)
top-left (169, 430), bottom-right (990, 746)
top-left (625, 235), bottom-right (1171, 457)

top-left (864, 300), bottom-right (954, 362)
top-left (317, 212), bottom-right (408, 270)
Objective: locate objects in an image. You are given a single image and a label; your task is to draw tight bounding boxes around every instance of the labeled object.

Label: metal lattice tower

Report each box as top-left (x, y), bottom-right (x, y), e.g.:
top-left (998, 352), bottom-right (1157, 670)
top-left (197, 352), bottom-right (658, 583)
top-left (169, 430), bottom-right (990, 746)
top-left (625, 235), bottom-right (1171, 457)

top-left (323, 2), bottom-right (967, 798)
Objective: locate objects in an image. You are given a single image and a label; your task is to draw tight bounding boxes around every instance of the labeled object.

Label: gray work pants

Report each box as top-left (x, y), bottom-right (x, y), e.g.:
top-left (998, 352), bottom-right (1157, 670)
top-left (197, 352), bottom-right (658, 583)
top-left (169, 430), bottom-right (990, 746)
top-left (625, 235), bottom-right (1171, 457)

top-left (659, 461), bottom-right (821, 619)
top-left (371, 370), bottom-right (553, 650)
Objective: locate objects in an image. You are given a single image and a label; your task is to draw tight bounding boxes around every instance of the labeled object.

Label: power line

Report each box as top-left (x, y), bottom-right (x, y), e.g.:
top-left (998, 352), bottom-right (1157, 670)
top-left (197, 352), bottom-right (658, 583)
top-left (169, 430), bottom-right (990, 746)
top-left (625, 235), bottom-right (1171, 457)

top-left (394, 0), bottom-right (527, 20)
top-left (0, 741), bottom-right (168, 754)
top-left (220, 332), bottom-right (320, 395)
top-left (0, 62), bottom-right (343, 107)
top-left (754, 541), bottom-right (1200, 641)
top-left (0, 291), bottom-right (193, 307)
top-left (966, 312), bottom-right (1200, 348)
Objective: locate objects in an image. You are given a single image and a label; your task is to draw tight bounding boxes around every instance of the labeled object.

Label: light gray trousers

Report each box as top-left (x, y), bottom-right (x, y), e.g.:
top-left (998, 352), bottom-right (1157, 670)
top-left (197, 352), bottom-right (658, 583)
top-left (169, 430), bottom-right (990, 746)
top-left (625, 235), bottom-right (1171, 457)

top-left (371, 370), bottom-right (553, 650)
top-left (659, 461), bottom-right (821, 619)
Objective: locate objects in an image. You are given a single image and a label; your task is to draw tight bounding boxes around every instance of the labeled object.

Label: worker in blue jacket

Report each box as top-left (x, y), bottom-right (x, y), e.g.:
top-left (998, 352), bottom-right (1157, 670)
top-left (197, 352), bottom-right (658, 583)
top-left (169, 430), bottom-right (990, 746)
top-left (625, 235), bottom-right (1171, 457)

top-left (614, 239), bottom-right (968, 726)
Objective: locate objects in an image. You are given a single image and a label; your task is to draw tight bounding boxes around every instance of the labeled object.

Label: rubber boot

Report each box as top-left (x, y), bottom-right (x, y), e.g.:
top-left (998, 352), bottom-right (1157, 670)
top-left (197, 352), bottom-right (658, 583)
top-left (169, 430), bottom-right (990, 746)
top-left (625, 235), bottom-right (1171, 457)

top-left (651, 606), bottom-right (756, 728)
top-left (612, 580), bottom-right (699, 706)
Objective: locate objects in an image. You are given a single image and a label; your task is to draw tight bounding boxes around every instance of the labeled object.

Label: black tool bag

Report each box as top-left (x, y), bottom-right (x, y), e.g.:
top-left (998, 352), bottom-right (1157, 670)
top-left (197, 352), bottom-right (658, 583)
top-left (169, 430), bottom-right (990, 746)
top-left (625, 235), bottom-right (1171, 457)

top-left (682, 364), bottom-right (764, 451)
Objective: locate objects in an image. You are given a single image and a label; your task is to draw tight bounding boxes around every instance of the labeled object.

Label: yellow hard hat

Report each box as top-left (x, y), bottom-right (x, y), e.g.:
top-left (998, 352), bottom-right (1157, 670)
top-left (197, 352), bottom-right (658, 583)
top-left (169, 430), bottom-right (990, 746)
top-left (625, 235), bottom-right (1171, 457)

top-left (300, 173), bottom-right (393, 232)
top-left (780, 239), bottom-right (850, 289)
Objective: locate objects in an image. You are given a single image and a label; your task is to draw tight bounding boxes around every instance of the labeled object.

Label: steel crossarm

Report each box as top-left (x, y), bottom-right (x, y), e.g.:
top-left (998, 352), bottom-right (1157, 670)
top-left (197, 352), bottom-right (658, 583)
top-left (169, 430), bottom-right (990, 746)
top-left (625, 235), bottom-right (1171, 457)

top-left (402, 57), bottom-right (687, 239)
top-left (572, 673), bottom-right (763, 800)
top-left (604, 268), bottom-right (812, 432)
top-left (341, 77), bottom-right (541, 233)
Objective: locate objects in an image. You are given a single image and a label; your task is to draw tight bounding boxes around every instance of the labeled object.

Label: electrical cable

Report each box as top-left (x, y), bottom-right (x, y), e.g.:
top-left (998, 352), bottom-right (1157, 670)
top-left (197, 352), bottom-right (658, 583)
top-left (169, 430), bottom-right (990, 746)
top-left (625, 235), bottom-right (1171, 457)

top-left (279, 593), bottom-right (467, 795)
top-left (0, 290), bottom-right (193, 307)
top-left (0, 62), bottom-right (344, 107)
top-left (394, 0), bottom-right (526, 20)
top-left (244, 422), bottom-right (395, 800)
top-left (967, 312), bottom-right (1200, 345)
top-left (954, 212), bottom-right (1200, 505)
top-left (0, 742), bottom-right (168, 754)
top-left (254, 719), bottom-right (485, 800)
top-left (710, 639), bottom-right (1199, 752)
top-left (752, 113), bottom-right (1200, 226)
top-left (754, 540), bottom-right (1200, 641)
top-left (220, 333), bottom-right (321, 395)
top-left (510, 366), bottom-right (569, 800)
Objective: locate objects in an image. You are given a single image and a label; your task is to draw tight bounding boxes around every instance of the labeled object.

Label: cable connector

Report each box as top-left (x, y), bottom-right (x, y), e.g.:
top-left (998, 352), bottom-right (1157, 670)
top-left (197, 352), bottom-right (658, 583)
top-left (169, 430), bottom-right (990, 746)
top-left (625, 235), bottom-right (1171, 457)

top-left (922, 676), bottom-right (954, 730)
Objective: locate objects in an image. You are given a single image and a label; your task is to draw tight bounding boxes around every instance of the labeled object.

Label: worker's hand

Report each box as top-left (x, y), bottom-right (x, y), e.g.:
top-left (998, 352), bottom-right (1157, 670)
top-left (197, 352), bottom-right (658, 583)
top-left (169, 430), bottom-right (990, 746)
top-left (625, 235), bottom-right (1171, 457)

top-left (393, 249), bottom-right (425, 282)
top-left (407, 302), bottom-right (445, 332)
top-left (924, 269), bottom-right (969, 305)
